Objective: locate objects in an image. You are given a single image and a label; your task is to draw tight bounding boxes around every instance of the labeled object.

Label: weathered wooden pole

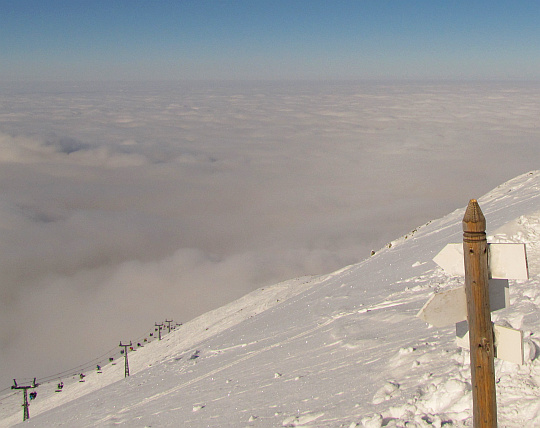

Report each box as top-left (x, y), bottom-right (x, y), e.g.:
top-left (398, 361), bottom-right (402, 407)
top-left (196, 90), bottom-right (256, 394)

top-left (462, 199), bottom-right (497, 427)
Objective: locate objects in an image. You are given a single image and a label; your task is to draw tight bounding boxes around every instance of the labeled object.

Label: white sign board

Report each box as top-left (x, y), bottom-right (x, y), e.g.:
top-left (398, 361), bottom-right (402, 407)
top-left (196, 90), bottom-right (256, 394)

top-left (433, 243), bottom-right (528, 280)
top-left (489, 243), bottom-right (529, 280)
top-left (417, 279), bottom-right (509, 327)
top-left (456, 320), bottom-right (524, 365)
top-left (417, 286), bottom-right (466, 328)
top-left (433, 243), bottom-right (464, 276)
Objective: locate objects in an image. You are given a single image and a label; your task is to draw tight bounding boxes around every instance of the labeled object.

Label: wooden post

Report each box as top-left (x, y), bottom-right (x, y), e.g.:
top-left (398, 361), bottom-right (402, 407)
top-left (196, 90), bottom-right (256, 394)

top-left (462, 199), bottom-right (497, 427)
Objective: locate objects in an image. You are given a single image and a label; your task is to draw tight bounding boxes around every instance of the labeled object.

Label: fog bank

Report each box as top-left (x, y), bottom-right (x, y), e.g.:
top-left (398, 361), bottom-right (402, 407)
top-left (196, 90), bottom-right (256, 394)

top-left (1, 80), bottom-right (538, 389)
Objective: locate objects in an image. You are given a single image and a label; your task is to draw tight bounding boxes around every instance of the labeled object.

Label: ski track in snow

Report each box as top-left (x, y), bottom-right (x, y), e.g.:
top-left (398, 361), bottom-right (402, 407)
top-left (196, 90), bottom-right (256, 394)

top-left (2, 171), bottom-right (540, 427)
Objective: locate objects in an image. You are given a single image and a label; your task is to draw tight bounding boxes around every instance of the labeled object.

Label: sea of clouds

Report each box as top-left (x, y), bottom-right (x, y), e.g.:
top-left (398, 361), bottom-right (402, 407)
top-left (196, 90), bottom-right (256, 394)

top-left (0, 80), bottom-right (538, 388)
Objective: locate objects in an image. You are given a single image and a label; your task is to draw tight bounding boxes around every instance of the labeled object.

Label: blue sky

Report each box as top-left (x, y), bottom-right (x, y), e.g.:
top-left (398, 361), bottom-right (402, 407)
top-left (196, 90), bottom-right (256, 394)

top-left (1, 0), bottom-right (539, 81)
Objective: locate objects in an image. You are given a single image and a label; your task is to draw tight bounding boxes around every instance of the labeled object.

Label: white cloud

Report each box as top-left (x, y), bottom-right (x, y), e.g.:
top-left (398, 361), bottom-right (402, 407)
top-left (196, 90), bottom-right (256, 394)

top-left (0, 80), bottom-right (539, 388)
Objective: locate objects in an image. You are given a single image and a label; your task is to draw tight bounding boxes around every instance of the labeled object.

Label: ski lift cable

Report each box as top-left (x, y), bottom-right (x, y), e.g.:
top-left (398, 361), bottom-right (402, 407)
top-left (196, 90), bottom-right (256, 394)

top-left (0, 390), bottom-right (18, 406)
top-left (9, 327), bottom-right (160, 388)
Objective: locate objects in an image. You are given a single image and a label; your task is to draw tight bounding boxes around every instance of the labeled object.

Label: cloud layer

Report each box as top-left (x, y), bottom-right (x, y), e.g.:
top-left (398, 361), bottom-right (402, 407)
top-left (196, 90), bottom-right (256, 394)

top-left (1, 80), bottom-right (539, 388)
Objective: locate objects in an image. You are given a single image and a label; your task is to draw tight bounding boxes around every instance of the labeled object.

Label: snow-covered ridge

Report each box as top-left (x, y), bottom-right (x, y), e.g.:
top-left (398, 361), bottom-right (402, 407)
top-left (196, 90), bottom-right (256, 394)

top-left (2, 171), bottom-right (540, 427)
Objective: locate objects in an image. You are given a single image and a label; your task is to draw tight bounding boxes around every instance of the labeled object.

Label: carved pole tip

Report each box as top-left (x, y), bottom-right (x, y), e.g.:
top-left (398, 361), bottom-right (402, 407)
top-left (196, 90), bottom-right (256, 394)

top-left (463, 199), bottom-right (486, 233)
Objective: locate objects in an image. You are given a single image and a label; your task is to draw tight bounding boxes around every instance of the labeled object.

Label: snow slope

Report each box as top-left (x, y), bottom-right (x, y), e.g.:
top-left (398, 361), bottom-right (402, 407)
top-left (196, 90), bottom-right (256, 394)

top-left (2, 171), bottom-right (540, 427)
